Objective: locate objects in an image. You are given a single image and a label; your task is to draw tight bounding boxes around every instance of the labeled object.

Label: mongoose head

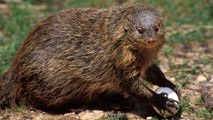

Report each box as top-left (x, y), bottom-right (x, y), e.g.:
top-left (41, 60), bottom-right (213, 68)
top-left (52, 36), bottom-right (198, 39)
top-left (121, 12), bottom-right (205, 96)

top-left (124, 5), bottom-right (165, 48)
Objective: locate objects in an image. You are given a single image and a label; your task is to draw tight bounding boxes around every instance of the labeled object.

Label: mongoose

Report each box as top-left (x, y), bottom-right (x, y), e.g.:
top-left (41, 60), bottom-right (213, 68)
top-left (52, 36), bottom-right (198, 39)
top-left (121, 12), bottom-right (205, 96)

top-left (0, 3), bottom-right (179, 115)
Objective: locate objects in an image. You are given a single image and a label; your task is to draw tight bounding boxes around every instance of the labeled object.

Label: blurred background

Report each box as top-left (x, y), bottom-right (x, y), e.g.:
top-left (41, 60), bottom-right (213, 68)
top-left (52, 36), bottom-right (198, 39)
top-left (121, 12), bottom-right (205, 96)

top-left (0, 0), bottom-right (212, 119)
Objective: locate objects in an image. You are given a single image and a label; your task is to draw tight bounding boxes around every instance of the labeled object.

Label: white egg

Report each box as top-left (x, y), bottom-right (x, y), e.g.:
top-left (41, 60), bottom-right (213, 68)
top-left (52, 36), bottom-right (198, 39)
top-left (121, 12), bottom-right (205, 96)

top-left (153, 87), bottom-right (180, 117)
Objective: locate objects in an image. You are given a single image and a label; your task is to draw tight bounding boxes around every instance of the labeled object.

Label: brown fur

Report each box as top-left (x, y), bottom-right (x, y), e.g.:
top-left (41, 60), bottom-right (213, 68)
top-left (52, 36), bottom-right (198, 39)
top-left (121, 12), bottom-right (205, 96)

top-left (0, 3), bottom-right (178, 114)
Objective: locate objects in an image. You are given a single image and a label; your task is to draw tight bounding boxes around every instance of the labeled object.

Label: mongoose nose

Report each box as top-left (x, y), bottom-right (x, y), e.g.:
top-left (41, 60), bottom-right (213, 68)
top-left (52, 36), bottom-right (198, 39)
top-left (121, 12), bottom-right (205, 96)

top-left (147, 37), bottom-right (156, 44)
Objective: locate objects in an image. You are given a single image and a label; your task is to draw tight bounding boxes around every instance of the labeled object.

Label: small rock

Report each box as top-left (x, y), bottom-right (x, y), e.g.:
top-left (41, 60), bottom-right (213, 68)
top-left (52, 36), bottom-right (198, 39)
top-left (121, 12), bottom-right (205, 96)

top-left (146, 116), bottom-right (152, 120)
top-left (196, 75), bottom-right (207, 82)
top-left (170, 77), bottom-right (175, 82)
top-left (64, 113), bottom-right (75, 116)
top-left (93, 110), bottom-right (105, 119)
top-left (187, 83), bottom-right (199, 90)
top-left (174, 58), bottom-right (185, 65)
top-left (126, 113), bottom-right (141, 119)
top-left (159, 64), bottom-right (168, 73)
top-left (79, 110), bottom-right (104, 120)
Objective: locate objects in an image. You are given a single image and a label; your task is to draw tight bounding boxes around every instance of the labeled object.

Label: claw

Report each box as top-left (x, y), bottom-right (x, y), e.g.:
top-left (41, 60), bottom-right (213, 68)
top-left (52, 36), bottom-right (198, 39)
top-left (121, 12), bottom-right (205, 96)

top-left (166, 100), bottom-right (179, 109)
top-left (166, 107), bottom-right (175, 114)
top-left (153, 93), bottom-right (180, 117)
top-left (161, 92), bottom-right (168, 98)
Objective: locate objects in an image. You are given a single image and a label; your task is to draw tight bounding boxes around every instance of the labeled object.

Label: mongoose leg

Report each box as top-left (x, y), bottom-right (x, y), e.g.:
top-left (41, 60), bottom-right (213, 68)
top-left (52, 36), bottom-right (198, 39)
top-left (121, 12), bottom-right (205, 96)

top-left (144, 64), bottom-right (180, 96)
top-left (122, 78), bottom-right (179, 113)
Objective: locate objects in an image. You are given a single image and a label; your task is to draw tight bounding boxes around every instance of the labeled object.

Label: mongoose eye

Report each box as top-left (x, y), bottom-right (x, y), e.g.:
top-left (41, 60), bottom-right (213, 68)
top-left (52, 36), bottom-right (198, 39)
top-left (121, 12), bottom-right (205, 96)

top-left (154, 27), bottom-right (159, 32)
top-left (138, 28), bottom-right (145, 34)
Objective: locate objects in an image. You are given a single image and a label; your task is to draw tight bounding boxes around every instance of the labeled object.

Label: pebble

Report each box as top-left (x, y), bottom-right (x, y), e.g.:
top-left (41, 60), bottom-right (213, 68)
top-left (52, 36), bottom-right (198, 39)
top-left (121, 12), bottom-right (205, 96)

top-left (126, 113), bottom-right (141, 120)
top-left (79, 110), bottom-right (104, 120)
top-left (170, 77), bottom-right (176, 82)
top-left (146, 116), bottom-right (152, 120)
top-left (196, 75), bottom-right (207, 82)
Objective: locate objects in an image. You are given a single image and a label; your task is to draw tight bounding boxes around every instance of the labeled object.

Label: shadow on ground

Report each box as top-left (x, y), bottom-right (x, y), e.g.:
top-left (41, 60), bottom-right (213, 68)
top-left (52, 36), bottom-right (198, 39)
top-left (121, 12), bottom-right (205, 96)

top-left (44, 92), bottom-right (182, 119)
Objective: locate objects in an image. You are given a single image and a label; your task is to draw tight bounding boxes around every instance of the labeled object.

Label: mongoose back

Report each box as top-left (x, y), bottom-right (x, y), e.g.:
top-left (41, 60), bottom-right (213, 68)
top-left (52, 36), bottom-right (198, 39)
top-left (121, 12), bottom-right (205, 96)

top-left (0, 3), bottom-right (179, 116)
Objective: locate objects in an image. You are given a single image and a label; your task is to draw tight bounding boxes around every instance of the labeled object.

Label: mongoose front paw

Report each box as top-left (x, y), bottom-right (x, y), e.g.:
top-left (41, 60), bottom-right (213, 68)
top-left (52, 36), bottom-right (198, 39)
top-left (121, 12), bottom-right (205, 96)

top-left (153, 93), bottom-right (179, 117)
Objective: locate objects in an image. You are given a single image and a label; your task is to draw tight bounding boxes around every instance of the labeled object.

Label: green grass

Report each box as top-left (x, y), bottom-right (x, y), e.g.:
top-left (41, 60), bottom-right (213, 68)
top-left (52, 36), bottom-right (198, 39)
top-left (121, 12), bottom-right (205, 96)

top-left (0, 4), bottom-right (37, 73)
top-left (181, 95), bottom-right (194, 113)
top-left (195, 97), bottom-right (213, 119)
top-left (103, 114), bottom-right (127, 120)
top-left (197, 109), bottom-right (213, 119)
top-left (180, 95), bottom-right (213, 119)
top-left (167, 28), bottom-right (211, 44)
top-left (195, 97), bottom-right (204, 106)
top-left (139, 0), bottom-right (213, 26)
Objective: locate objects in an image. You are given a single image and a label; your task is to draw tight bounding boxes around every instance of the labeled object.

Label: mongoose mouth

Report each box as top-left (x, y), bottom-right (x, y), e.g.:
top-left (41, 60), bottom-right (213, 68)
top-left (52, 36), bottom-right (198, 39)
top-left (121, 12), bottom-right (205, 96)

top-left (137, 38), bottom-right (162, 49)
top-left (144, 38), bottom-right (160, 48)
